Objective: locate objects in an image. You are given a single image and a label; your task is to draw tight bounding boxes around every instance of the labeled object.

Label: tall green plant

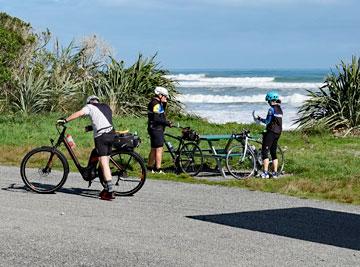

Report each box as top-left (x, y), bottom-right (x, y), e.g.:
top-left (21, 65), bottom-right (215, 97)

top-left (46, 40), bottom-right (100, 112)
top-left (296, 56), bottom-right (360, 135)
top-left (9, 68), bottom-right (50, 115)
top-left (93, 54), bottom-right (182, 116)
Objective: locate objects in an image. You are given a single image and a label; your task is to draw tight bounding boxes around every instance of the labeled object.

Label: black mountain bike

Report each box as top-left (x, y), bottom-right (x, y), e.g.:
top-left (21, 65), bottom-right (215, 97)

top-left (164, 127), bottom-right (203, 176)
top-left (20, 122), bottom-right (146, 196)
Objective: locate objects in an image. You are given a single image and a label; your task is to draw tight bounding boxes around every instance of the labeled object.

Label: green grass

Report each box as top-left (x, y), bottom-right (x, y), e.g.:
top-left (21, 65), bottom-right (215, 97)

top-left (1, 113), bottom-right (360, 205)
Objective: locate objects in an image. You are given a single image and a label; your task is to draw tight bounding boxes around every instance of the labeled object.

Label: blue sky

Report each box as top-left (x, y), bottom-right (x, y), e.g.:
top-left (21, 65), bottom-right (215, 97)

top-left (1, 0), bottom-right (359, 69)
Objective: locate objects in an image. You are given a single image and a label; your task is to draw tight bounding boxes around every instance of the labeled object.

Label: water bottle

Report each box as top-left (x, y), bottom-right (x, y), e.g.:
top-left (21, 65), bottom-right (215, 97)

top-left (66, 134), bottom-right (76, 148)
top-left (166, 141), bottom-right (174, 153)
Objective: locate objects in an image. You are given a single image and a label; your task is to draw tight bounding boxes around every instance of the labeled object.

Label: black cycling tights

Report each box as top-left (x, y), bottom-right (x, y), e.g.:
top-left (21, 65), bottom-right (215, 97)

top-left (261, 131), bottom-right (280, 160)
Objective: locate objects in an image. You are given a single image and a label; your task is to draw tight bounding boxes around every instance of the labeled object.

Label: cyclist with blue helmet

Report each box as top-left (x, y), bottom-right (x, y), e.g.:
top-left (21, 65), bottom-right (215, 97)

top-left (257, 91), bottom-right (283, 178)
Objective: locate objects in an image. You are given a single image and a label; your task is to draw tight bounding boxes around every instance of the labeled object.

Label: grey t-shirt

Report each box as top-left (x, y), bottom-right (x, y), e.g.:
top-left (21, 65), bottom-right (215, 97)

top-left (81, 104), bottom-right (113, 138)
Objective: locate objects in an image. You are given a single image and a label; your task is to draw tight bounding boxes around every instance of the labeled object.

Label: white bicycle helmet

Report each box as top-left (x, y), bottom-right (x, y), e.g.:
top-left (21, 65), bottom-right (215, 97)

top-left (154, 86), bottom-right (169, 98)
top-left (86, 95), bottom-right (100, 104)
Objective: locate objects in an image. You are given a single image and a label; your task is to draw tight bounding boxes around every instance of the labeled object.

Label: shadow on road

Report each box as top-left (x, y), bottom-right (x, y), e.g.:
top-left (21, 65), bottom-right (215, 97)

top-left (187, 207), bottom-right (360, 251)
top-left (2, 183), bottom-right (132, 199)
top-left (2, 183), bottom-right (30, 193)
top-left (2, 183), bottom-right (100, 199)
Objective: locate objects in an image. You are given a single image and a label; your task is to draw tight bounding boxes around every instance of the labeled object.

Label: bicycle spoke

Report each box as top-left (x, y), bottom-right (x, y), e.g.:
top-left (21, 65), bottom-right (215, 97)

top-left (20, 147), bottom-right (68, 193)
top-left (101, 151), bottom-right (146, 196)
top-left (178, 142), bottom-right (203, 176)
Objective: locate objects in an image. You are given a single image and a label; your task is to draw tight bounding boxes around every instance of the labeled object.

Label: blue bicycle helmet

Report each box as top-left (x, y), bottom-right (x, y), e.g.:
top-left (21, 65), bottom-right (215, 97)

top-left (265, 91), bottom-right (279, 102)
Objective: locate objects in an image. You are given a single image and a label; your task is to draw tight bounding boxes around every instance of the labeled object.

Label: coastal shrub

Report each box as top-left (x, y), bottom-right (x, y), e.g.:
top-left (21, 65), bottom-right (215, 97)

top-left (0, 12), bottom-right (182, 116)
top-left (9, 67), bottom-right (50, 114)
top-left (0, 12), bottom-right (37, 102)
top-left (296, 56), bottom-right (360, 135)
top-left (92, 54), bottom-right (182, 116)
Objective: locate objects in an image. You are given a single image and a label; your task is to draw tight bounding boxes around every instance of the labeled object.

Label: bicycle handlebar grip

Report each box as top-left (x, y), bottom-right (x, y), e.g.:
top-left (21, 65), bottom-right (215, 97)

top-left (56, 118), bottom-right (67, 126)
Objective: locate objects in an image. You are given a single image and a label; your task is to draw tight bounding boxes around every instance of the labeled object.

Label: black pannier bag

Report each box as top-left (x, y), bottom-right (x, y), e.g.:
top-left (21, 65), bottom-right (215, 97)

top-left (113, 132), bottom-right (140, 150)
top-left (181, 127), bottom-right (199, 142)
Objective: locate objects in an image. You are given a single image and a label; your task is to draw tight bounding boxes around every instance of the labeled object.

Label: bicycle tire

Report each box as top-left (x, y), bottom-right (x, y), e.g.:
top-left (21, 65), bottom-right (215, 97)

top-left (226, 145), bottom-right (256, 179)
top-left (178, 142), bottom-right (204, 176)
top-left (20, 146), bottom-right (69, 193)
top-left (99, 150), bottom-right (146, 196)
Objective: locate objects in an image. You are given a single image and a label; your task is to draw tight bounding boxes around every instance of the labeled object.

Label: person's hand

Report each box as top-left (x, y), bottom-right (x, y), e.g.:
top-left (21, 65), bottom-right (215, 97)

top-left (57, 118), bottom-right (67, 125)
top-left (168, 121), bottom-right (173, 128)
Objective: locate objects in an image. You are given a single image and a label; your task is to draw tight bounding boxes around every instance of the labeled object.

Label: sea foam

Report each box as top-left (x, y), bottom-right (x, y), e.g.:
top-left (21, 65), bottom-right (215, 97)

top-left (177, 93), bottom-right (309, 105)
top-left (166, 73), bottom-right (322, 89)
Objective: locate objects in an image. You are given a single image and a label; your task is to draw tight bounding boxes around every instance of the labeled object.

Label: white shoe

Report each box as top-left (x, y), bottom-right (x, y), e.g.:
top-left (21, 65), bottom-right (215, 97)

top-left (260, 172), bottom-right (270, 179)
top-left (152, 169), bottom-right (165, 174)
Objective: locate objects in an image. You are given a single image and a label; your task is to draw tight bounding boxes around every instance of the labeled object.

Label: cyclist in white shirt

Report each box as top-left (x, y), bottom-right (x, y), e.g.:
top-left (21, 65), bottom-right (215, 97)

top-left (58, 95), bottom-right (116, 200)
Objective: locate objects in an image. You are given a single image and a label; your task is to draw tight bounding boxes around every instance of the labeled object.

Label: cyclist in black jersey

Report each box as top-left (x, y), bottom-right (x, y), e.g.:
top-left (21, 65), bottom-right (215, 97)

top-left (147, 87), bottom-right (172, 174)
top-left (257, 91), bottom-right (283, 179)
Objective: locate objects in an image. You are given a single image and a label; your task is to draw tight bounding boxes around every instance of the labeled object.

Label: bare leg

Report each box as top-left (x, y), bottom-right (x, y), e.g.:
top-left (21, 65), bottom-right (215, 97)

top-left (99, 156), bottom-right (112, 182)
top-left (263, 158), bottom-right (269, 172)
top-left (155, 147), bottom-right (163, 169)
top-left (147, 148), bottom-right (156, 168)
top-left (272, 159), bottom-right (278, 172)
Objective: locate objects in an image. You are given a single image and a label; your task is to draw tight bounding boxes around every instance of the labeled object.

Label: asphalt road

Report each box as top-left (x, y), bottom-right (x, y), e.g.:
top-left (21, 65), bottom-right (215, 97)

top-left (1, 165), bottom-right (360, 266)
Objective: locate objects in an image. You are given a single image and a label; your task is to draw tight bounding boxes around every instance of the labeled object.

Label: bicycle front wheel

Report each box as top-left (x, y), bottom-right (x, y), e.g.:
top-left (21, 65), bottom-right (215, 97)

top-left (178, 142), bottom-right (203, 176)
top-left (99, 150), bottom-right (146, 196)
top-left (20, 146), bottom-right (69, 193)
top-left (226, 145), bottom-right (256, 179)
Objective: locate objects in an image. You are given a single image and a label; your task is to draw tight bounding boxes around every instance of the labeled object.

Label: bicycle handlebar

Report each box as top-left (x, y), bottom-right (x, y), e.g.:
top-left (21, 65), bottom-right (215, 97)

top-left (232, 130), bottom-right (250, 139)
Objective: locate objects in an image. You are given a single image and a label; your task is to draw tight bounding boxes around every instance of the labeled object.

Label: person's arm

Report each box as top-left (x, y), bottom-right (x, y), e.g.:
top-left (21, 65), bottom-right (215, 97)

top-left (65, 110), bottom-right (85, 123)
top-left (152, 113), bottom-right (171, 127)
top-left (151, 103), bottom-right (171, 127)
top-left (258, 108), bottom-right (274, 125)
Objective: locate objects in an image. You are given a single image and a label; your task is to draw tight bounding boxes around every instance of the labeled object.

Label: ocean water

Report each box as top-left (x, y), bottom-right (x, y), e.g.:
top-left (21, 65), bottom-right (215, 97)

top-left (167, 69), bottom-right (328, 130)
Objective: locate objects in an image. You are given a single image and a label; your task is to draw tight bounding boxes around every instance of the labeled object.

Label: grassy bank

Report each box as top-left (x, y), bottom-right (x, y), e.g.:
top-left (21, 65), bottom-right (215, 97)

top-left (1, 114), bottom-right (359, 205)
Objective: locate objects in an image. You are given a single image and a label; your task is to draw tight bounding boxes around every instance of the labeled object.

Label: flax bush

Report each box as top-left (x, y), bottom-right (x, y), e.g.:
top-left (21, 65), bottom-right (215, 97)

top-left (296, 56), bottom-right (360, 135)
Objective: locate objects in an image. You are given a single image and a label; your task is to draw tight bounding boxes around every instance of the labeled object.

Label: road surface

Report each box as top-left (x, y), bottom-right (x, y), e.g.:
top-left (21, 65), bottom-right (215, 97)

top-left (0, 165), bottom-right (359, 266)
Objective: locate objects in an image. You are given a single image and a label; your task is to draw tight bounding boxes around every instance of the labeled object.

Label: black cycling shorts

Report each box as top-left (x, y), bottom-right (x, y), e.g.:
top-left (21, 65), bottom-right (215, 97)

top-left (148, 127), bottom-right (164, 148)
top-left (94, 132), bottom-right (115, 156)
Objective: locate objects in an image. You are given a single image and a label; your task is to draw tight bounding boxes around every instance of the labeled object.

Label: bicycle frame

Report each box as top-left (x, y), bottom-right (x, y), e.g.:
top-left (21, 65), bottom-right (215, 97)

top-left (53, 124), bottom-right (123, 181)
top-left (234, 131), bottom-right (284, 173)
top-left (164, 132), bottom-right (185, 160)
top-left (53, 124), bottom-right (87, 173)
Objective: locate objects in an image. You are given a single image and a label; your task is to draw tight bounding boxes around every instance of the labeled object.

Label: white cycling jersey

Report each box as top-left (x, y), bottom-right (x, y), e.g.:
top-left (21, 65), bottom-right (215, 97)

top-left (81, 103), bottom-right (113, 138)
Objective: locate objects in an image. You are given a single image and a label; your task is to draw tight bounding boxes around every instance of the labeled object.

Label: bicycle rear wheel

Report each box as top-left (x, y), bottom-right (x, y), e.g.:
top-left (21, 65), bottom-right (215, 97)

top-left (99, 150), bottom-right (146, 196)
top-left (178, 142), bottom-right (203, 176)
top-left (20, 146), bottom-right (69, 193)
top-left (226, 145), bottom-right (256, 179)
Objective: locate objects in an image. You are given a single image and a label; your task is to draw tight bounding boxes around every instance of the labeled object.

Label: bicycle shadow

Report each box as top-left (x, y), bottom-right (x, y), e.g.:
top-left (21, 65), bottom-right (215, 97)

top-left (1, 183), bottom-right (100, 199)
top-left (2, 183), bottom-right (30, 193)
top-left (2, 183), bottom-right (132, 199)
top-left (187, 207), bottom-right (360, 251)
